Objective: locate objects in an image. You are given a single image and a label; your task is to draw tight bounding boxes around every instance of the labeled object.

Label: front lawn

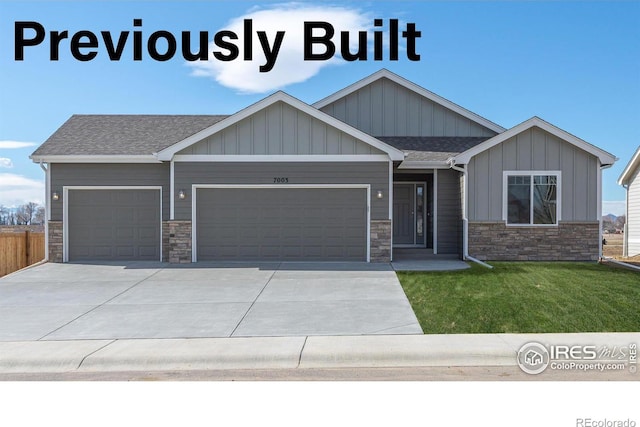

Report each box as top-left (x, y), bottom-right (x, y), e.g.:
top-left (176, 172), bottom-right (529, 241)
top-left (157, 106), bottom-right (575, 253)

top-left (397, 262), bottom-right (640, 334)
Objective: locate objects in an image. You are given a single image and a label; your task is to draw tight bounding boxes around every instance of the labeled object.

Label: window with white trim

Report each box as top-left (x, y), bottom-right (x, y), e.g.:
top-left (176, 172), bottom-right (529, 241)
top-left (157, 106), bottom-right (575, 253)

top-left (505, 173), bottom-right (559, 225)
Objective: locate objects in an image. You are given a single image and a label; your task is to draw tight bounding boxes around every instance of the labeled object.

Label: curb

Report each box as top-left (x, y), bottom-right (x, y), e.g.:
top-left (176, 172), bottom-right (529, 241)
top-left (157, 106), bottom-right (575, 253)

top-left (0, 333), bottom-right (638, 374)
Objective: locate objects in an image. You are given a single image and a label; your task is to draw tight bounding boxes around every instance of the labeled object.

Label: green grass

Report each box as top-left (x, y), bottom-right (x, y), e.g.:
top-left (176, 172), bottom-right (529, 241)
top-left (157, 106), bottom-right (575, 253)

top-left (397, 262), bottom-right (640, 334)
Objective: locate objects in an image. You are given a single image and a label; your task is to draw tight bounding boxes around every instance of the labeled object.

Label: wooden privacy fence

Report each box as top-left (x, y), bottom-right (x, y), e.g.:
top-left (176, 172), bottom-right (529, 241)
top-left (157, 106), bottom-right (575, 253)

top-left (0, 231), bottom-right (45, 277)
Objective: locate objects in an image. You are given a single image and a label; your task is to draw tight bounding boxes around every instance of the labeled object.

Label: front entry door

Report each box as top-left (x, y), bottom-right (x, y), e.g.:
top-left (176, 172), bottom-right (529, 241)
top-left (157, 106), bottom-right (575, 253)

top-left (393, 183), bottom-right (427, 246)
top-left (393, 184), bottom-right (414, 244)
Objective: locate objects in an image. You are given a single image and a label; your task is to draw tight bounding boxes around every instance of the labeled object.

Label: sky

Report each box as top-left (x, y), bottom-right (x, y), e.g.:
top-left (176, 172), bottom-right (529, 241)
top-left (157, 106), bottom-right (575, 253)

top-left (0, 1), bottom-right (638, 215)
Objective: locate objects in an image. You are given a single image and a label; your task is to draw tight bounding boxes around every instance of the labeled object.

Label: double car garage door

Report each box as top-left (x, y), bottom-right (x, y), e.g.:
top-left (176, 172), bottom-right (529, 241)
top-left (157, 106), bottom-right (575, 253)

top-left (196, 187), bottom-right (367, 261)
top-left (67, 187), bottom-right (367, 262)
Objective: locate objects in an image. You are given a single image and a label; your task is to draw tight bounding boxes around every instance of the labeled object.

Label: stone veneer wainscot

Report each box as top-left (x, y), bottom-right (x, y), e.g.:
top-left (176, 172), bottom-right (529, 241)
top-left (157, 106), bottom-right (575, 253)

top-left (468, 221), bottom-right (600, 261)
top-left (165, 220), bottom-right (192, 263)
top-left (370, 220), bottom-right (391, 262)
top-left (47, 221), bottom-right (63, 263)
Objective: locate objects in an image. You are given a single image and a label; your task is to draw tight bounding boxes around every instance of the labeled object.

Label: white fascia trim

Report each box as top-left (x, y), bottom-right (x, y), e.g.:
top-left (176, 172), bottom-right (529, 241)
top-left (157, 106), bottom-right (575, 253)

top-left (170, 160), bottom-right (175, 220)
top-left (30, 155), bottom-right (162, 164)
top-left (42, 163), bottom-right (50, 221)
top-left (62, 186), bottom-right (163, 263)
top-left (597, 162), bottom-right (603, 258)
top-left (44, 163), bottom-right (50, 261)
top-left (312, 69), bottom-right (505, 134)
top-left (617, 145), bottom-right (640, 185)
top-left (157, 91), bottom-right (405, 161)
top-left (191, 184), bottom-right (371, 263)
top-left (433, 169), bottom-right (438, 255)
top-left (501, 171), bottom-right (562, 226)
top-left (397, 160), bottom-right (451, 169)
top-left (388, 160), bottom-right (393, 261)
top-left (173, 154), bottom-right (391, 162)
top-left (455, 117), bottom-right (617, 165)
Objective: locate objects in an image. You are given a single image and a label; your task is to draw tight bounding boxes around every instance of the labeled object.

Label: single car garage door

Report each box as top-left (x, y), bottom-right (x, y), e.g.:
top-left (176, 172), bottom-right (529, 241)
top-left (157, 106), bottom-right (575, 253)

top-left (67, 189), bottom-right (161, 261)
top-left (196, 187), bottom-right (367, 261)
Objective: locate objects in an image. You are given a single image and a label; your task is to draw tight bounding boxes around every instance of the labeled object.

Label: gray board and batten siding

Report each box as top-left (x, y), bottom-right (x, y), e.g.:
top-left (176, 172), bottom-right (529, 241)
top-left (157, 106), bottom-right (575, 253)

top-left (319, 77), bottom-right (498, 138)
top-left (178, 101), bottom-right (385, 156)
top-left (50, 163), bottom-right (170, 221)
top-left (437, 168), bottom-right (462, 255)
top-left (467, 126), bottom-right (599, 222)
top-left (174, 162), bottom-right (390, 221)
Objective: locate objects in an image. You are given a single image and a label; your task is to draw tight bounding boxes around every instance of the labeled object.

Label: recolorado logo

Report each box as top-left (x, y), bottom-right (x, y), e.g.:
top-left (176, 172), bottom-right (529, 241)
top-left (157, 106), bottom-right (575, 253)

top-left (14, 18), bottom-right (422, 72)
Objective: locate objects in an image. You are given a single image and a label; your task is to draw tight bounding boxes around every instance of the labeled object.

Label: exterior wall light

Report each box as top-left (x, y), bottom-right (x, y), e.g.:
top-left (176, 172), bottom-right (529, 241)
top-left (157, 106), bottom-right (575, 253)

top-left (52, 191), bottom-right (60, 201)
top-left (376, 190), bottom-right (384, 199)
top-left (178, 189), bottom-right (186, 200)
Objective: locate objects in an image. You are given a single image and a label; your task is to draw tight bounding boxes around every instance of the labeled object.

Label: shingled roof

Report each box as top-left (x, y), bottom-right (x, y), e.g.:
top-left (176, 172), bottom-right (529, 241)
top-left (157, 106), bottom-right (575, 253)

top-left (31, 115), bottom-right (229, 156)
top-left (376, 136), bottom-right (491, 162)
top-left (31, 115), bottom-right (491, 163)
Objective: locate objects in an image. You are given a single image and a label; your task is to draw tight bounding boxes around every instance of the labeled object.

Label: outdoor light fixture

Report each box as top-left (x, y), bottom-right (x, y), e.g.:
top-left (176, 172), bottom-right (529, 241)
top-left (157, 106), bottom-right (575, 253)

top-left (178, 190), bottom-right (186, 200)
top-left (52, 191), bottom-right (59, 201)
top-left (376, 190), bottom-right (384, 199)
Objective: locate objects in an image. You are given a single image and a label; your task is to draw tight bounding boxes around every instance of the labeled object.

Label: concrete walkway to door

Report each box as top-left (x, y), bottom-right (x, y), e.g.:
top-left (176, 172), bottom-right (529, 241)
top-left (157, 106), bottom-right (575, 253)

top-left (0, 262), bottom-right (422, 341)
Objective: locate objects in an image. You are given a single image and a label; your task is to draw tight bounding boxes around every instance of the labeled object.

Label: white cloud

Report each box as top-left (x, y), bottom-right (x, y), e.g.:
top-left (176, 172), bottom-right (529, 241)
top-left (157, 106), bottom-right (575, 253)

top-left (0, 140), bottom-right (37, 149)
top-left (188, 4), bottom-right (372, 93)
top-left (0, 158), bottom-right (13, 168)
top-left (0, 173), bottom-right (44, 207)
top-left (602, 201), bottom-right (626, 217)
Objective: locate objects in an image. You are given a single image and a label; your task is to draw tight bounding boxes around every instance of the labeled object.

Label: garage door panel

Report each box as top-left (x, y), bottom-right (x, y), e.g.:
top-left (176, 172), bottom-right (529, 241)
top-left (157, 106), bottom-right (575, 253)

top-left (93, 227), bottom-right (114, 240)
top-left (115, 227), bottom-right (134, 239)
top-left (138, 227), bottom-right (158, 239)
top-left (238, 246), bottom-right (260, 257)
top-left (196, 187), bottom-right (366, 261)
top-left (303, 246), bottom-right (322, 257)
top-left (116, 246), bottom-right (134, 257)
top-left (68, 189), bottom-right (160, 261)
top-left (93, 246), bottom-right (112, 257)
top-left (138, 245), bottom-right (159, 257)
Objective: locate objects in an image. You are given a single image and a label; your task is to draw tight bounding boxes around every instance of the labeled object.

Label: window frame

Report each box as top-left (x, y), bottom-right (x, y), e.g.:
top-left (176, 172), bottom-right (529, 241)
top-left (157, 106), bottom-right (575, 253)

top-left (502, 171), bottom-right (562, 227)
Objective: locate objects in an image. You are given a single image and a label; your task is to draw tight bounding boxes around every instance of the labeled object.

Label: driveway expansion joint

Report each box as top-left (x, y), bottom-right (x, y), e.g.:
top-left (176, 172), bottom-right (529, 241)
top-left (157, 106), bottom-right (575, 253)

top-left (76, 339), bottom-right (117, 370)
top-left (36, 269), bottom-right (165, 341)
top-left (297, 336), bottom-right (308, 368)
top-left (229, 263), bottom-right (281, 337)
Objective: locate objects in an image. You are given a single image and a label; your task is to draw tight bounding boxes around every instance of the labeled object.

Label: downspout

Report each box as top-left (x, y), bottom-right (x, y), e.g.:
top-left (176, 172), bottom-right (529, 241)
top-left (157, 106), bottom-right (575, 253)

top-left (39, 161), bottom-right (49, 261)
top-left (448, 160), bottom-right (493, 269)
top-left (599, 163), bottom-right (614, 260)
top-left (622, 183), bottom-right (629, 258)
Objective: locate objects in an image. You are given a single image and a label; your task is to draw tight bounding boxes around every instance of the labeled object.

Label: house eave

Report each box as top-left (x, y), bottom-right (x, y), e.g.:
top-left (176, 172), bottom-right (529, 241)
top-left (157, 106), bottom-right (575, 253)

top-left (617, 146), bottom-right (640, 186)
top-left (397, 160), bottom-right (451, 169)
top-left (29, 155), bottom-right (163, 163)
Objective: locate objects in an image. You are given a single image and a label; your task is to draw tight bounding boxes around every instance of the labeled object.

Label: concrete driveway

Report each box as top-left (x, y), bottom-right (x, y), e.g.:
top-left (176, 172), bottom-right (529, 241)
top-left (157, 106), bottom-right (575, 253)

top-left (0, 262), bottom-right (422, 341)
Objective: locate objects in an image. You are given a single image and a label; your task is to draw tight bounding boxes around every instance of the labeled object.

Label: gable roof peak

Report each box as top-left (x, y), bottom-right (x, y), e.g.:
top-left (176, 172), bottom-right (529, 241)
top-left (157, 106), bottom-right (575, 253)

top-left (313, 68), bottom-right (505, 134)
top-left (156, 89), bottom-right (405, 161)
top-left (454, 115), bottom-right (617, 166)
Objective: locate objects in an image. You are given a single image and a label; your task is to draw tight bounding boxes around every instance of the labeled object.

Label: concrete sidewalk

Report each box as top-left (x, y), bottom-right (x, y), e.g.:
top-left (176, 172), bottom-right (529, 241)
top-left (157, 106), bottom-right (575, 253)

top-left (1, 332), bottom-right (637, 374)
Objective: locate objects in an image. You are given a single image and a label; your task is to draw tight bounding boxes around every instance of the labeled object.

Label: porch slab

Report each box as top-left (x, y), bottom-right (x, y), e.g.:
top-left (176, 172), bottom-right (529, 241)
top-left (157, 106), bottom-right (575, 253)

top-left (391, 259), bottom-right (470, 271)
top-left (391, 249), bottom-right (470, 271)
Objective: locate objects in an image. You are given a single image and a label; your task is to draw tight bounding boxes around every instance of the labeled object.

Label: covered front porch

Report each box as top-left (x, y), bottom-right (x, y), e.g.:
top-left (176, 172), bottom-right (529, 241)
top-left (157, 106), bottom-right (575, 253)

top-left (391, 166), bottom-right (463, 262)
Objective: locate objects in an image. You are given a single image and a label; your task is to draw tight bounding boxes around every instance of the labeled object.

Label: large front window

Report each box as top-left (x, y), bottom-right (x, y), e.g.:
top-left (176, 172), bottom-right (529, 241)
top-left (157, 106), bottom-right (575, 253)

top-left (506, 173), bottom-right (559, 225)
